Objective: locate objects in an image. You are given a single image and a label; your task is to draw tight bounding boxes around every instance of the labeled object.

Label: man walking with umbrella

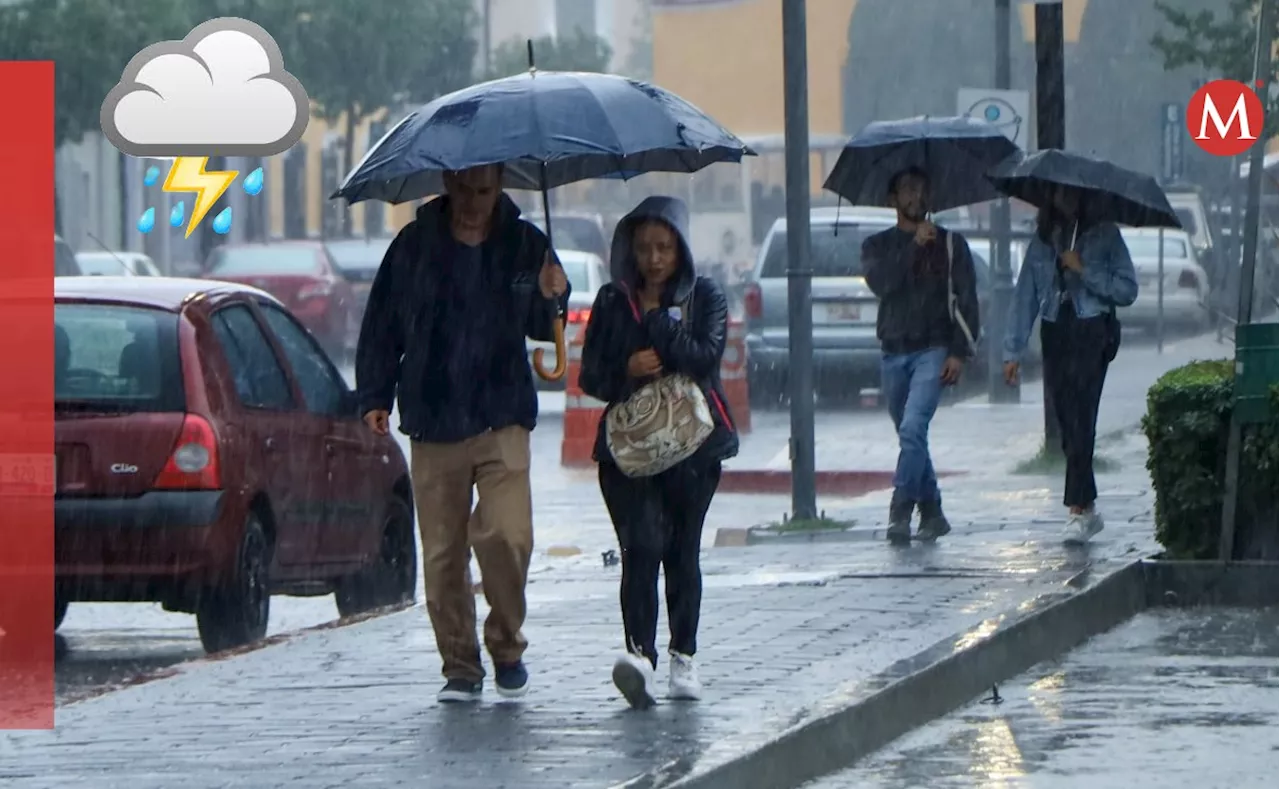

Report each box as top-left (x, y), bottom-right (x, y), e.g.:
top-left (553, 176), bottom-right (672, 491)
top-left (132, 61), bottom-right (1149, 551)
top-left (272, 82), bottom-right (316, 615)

top-left (356, 163), bottom-right (569, 703)
top-left (861, 167), bottom-right (981, 543)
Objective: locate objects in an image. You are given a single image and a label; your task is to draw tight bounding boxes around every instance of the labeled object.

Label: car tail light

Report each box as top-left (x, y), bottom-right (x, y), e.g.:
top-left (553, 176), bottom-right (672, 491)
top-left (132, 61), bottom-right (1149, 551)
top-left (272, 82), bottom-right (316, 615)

top-left (567, 308), bottom-right (591, 324)
top-left (1177, 270), bottom-right (1199, 289)
top-left (744, 283), bottom-right (763, 319)
top-left (298, 279), bottom-right (334, 300)
top-left (153, 414), bottom-right (221, 490)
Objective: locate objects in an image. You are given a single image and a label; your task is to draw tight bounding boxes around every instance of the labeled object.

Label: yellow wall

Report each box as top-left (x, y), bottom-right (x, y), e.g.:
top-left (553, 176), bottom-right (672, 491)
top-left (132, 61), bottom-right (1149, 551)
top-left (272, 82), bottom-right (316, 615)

top-left (653, 0), bottom-right (858, 138)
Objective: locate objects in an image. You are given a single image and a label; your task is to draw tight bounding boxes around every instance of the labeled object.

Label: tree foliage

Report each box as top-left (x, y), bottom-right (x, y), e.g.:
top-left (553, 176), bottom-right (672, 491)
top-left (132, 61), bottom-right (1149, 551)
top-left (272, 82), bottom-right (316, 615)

top-left (1152, 0), bottom-right (1278, 134)
top-left (490, 29), bottom-right (613, 79)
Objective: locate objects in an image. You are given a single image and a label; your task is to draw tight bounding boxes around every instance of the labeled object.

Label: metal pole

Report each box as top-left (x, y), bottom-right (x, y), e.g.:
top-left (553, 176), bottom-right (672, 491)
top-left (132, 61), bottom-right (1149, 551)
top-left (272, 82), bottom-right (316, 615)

top-left (988, 0), bottom-right (1018, 403)
top-left (781, 0), bottom-right (817, 520)
top-left (1157, 227), bottom-right (1165, 354)
top-left (1035, 0), bottom-right (1066, 455)
top-left (1218, 0), bottom-right (1273, 562)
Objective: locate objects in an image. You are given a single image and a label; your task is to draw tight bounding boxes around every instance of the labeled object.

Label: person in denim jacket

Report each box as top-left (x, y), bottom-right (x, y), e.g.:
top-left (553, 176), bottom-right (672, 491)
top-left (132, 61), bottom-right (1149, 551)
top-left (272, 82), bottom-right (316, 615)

top-left (1002, 186), bottom-right (1138, 544)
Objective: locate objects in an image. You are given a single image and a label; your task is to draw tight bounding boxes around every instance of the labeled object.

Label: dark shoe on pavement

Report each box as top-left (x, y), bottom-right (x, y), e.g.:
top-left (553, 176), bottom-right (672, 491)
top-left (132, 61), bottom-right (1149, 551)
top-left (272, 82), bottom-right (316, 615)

top-left (916, 500), bottom-right (952, 542)
top-left (494, 661), bottom-right (530, 698)
top-left (437, 678), bottom-right (483, 704)
top-left (886, 497), bottom-right (913, 544)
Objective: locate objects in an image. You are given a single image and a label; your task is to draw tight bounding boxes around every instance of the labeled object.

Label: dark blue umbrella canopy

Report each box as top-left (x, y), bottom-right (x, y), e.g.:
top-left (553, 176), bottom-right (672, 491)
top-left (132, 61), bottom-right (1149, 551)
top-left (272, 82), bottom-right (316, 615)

top-left (986, 148), bottom-right (1182, 229)
top-left (333, 70), bottom-right (755, 204)
top-left (823, 115), bottom-right (1021, 212)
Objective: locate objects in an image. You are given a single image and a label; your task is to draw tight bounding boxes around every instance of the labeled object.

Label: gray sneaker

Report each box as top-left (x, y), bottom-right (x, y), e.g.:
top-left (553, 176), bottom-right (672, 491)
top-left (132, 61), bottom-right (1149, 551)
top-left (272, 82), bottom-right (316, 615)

top-left (916, 500), bottom-right (952, 542)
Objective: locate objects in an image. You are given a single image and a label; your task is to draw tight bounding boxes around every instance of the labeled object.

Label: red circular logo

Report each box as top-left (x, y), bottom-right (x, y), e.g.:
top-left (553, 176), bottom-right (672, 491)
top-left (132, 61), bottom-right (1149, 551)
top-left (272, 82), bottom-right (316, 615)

top-left (1186, 79), bottom-right (1266, 157)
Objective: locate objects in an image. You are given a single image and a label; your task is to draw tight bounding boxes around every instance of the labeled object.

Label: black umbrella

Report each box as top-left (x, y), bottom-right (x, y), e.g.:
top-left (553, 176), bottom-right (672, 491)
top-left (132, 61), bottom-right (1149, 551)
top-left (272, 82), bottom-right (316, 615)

top-left (985, 149), bottom-right (1182, 229)
top-left (822, 115), bottom-right (1020, 212)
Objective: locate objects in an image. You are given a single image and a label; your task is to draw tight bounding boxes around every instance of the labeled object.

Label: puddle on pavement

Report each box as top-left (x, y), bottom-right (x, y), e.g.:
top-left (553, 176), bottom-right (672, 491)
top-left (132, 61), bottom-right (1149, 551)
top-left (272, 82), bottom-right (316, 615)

top-left (805, 607), bottom-right (1279, 788)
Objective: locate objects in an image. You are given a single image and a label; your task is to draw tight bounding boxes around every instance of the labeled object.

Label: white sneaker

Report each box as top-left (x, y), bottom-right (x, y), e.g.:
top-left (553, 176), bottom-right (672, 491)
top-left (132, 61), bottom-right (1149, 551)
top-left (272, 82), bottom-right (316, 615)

top-left (1063, 511), bottom-right (1104, 545)
top-left (612, 652), bottom-right (656, 710)
top-left (668, 651), bottom-right (702, 701)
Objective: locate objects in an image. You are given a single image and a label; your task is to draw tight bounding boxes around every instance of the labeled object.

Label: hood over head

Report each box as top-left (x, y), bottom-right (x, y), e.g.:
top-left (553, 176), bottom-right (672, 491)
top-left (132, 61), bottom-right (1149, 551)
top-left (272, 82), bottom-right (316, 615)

top-left (609, 196), bottom-right (696, 303)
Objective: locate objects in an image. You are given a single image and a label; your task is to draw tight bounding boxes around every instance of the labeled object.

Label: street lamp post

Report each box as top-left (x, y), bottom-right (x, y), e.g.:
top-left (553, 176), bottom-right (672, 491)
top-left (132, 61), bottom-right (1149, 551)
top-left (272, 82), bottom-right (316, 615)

top-left (988, 0), bottom-right (1018, 404)
top-left (1034, 0), bottom-right (1066, 453)
top-left (781, 0), bottom-right (817, 521)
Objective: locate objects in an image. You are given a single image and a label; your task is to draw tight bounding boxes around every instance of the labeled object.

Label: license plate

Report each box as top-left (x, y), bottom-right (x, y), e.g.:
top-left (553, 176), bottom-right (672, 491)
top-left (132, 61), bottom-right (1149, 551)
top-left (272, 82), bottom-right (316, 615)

top-left (0, 453), bottom-right (55, 497)
top-left (815, 302), bottom-right (876, 324)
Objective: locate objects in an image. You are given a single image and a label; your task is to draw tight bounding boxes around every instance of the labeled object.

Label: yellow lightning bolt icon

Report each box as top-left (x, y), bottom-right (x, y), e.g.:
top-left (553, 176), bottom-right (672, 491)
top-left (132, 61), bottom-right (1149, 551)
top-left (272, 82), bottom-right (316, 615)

top-left (162, 157), bottom-right (239, 239)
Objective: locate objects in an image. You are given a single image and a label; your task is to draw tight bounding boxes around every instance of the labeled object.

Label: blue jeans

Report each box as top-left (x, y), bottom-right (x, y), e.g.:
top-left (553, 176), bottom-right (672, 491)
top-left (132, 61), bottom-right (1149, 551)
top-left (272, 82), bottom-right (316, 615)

top-left (881, 348), bottom-right (946, 505)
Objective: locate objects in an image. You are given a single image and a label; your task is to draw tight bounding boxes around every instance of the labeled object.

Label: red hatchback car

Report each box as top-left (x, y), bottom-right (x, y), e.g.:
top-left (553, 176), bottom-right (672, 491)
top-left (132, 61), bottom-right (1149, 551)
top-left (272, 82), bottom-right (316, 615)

top-left (203, 241), bottom-right (359, 363)
top-left (54, 277), bottom-right (416, 653)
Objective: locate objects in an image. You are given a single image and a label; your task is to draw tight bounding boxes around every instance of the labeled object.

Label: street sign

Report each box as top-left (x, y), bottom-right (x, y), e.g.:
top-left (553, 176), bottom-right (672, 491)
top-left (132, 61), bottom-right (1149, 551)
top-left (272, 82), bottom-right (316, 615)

top-left (1160, 101), bottom-right (1184, 183)
top-left (957, 88), bottom-right (1032, 151)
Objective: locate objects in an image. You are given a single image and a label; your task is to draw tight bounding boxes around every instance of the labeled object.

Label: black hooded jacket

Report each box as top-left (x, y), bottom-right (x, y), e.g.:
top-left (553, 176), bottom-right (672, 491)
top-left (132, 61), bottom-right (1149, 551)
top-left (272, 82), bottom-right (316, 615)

top-left (579, 196), bottom-right (740, 467)
top-left (355, 194), bottom-right (569, 442)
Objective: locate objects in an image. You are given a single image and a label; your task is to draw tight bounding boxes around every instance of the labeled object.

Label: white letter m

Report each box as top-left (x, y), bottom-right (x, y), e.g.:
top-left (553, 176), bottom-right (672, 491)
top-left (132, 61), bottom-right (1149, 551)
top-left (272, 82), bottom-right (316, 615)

top-left (1196, 92), bottom-right (1256, 141)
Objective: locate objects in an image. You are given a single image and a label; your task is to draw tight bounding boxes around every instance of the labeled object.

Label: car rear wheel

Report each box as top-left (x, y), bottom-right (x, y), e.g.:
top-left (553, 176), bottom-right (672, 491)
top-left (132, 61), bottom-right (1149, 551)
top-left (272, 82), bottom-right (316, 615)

top-left (196, 514), bottom-right (271, 654)
top-left (335, 498), bottom-right (417, 618)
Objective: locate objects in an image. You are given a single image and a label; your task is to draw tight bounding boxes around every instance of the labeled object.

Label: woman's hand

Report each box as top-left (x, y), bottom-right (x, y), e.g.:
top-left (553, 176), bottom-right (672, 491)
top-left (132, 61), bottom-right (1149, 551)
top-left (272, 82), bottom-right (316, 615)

top-left (1059, 249), bottom-right (1083, 274)
top-left (627, 349), bottom-right (663, 378)
top-left (1003, 361), bottom-right (1020, 386)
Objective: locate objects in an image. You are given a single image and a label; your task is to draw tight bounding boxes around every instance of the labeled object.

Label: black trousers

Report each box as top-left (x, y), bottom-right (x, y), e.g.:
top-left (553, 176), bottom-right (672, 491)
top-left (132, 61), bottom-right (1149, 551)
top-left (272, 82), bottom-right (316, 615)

top-left (1040, 306), bottom-right (1111, 509)
top-left (598, 459), bottom-right (722, 668)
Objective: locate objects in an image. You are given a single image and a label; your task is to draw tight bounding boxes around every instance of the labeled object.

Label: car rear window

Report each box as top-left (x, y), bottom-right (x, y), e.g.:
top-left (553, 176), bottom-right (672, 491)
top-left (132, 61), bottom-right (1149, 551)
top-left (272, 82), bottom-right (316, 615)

top-left (208, 247), bottom-right (322, 276)
top-left (326, 240), bottom-right (390, 280)
top-left (560, 258), bottom-right (593, 293)
top-left (55, 303), bottom-right (184, 412)
top-left (76, 255), bottom-right (131, 276)
top-left (1122, 235), bottom-right (1188, 259)
top-left (759, 223), bottom-right (894, 278)
top-left (55, 238), bottom-right (81, 276)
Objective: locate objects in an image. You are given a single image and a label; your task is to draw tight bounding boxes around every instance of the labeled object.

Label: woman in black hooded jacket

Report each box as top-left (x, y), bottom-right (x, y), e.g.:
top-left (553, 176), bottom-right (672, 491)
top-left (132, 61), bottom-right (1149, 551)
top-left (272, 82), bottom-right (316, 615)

top-left (579, 195), bottom-right (739, 710)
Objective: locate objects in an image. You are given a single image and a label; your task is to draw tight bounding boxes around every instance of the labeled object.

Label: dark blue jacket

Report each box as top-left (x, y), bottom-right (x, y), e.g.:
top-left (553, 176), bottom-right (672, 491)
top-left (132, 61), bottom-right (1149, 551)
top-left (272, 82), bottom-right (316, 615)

top-left (355, 194), bottom-right (570, 442)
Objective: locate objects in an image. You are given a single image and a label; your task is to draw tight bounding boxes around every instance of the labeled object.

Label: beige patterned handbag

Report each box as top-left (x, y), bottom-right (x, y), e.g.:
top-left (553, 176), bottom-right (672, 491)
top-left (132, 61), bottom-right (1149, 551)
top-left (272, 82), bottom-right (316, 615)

top-left (604, 301), bottom-right (715, 478)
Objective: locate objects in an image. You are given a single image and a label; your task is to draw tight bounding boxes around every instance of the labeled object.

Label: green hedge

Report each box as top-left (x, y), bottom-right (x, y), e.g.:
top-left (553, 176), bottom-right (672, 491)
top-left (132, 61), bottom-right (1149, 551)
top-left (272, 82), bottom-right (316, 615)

top-left (1142, 360), bottom-right (1278, 560)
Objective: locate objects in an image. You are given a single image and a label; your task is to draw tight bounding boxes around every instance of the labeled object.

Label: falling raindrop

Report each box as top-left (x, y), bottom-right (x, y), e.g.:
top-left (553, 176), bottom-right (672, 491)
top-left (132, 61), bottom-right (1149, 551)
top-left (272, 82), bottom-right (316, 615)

top-left (170, 201), bottom-right (185, 227)
top-left (243, 167), bottom-right (264, 196)
top-left (211, 207), bottom-right (233, 235)
top-left (143, 166), bottom-right (161, 186)
top-left (137, 207), bottom-right (156, 234)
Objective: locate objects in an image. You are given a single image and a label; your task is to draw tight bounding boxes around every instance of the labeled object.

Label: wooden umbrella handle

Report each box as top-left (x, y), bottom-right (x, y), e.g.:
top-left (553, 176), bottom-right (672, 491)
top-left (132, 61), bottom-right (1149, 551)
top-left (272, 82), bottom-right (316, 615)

top-left (533, 316), bottom-right (567, 381)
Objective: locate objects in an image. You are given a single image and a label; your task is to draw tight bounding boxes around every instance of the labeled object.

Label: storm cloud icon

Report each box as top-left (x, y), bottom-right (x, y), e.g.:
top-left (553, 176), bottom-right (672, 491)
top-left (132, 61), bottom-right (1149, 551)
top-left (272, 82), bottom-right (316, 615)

top-left (100, 17), bottom-right (310, 157)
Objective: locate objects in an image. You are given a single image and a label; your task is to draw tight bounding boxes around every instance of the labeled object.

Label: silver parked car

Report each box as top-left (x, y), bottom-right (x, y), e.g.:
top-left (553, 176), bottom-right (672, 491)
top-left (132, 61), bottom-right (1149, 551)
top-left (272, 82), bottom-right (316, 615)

top-left (1118, 227), bottom-right (1211, 333)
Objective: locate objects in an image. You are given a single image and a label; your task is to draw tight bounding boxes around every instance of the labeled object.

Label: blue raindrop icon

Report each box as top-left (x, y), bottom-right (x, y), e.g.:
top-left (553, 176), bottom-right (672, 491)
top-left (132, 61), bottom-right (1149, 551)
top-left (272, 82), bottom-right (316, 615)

top-left (137, 207), bottom-right (156, 234)
top-left (144, 166), bottom-right (161, 186)
top-left (211, 207), bottom-right (233, 235)
top-left (170, 201), bottom-right (185, 227)
top-left (243, 167), bottom-right (264, 196)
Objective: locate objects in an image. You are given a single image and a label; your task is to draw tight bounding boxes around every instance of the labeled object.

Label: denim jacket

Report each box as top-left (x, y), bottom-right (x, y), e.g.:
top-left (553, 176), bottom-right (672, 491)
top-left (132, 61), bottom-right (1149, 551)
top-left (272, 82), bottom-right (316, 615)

top-left (1002, 221), bottom-right (1138, 363)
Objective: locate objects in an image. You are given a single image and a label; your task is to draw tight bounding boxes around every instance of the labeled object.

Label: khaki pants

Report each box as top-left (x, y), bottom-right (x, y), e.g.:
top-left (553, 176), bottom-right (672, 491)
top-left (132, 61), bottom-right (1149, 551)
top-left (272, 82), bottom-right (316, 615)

top-left (410, 426), bottom-right (533, 682)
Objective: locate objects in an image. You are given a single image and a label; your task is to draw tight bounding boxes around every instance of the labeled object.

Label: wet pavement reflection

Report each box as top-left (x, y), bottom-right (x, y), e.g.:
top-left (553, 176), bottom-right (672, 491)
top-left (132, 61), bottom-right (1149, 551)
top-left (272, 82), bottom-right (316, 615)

top-left (806, 607), bottom-right (1279, 788)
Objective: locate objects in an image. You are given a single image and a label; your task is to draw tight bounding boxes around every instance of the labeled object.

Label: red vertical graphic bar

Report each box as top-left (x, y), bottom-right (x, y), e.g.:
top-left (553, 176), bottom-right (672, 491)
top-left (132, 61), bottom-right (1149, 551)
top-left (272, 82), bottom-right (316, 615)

top-left (0, 61), bottom-right (55, 729)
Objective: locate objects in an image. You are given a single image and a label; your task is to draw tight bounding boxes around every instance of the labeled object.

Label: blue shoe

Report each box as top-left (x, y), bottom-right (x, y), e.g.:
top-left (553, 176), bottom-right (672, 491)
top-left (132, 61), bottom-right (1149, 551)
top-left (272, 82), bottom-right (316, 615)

top-left (495, 661), bottom-right (529, 698)
top-left (437, 678), bottom-right (482, 704)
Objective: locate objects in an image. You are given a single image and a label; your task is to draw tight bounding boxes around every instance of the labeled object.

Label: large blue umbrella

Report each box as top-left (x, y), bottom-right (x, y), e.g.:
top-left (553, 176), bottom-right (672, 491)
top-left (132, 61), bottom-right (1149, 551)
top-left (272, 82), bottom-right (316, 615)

top-left (823, 115), bottom-right (1020, 212)
top-left (332, 69), bottom-right (753, 204)
top-left (333, 46), bottom-right (753, 383)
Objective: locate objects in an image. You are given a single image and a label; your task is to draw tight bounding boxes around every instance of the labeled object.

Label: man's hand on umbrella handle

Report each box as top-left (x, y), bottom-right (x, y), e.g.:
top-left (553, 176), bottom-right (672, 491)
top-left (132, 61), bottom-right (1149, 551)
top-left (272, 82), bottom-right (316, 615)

top-left (914, 221), bottom-right (937, 247)
top-left (1003, 361), bottom-right (1020, 386)
top-left (1059, 250), bottom-right (1083, 273)
top-left (364, 409), bottom-right (390, 436)
top-left (539, 254), bottom-right (568, 299)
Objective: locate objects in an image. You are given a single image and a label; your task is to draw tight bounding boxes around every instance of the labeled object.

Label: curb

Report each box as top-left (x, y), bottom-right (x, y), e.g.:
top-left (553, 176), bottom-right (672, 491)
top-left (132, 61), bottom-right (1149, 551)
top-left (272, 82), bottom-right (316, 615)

top-left (657, 558), bottom-right (1278, 789)
top-left (717, 469), bottom-right (963, 496)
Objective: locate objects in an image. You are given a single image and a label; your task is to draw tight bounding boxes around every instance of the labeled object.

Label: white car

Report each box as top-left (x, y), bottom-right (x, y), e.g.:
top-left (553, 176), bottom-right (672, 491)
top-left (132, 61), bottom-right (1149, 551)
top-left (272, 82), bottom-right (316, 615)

top-left (528, 248), bottom-right (610, 388)
top-left (1118, 227), bottom-right (1210, 332)
top-left (75, 251), bottom-right (163, 277)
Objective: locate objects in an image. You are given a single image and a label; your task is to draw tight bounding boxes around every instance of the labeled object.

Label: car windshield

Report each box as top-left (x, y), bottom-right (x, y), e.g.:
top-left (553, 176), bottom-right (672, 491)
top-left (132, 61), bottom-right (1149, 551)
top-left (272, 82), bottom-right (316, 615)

top-left (760, 222), bottom-right (894, 278)
top-left (559, 257), bottom-right (594, 294)
top-left (208, 247), bottom-right (322, 276)
top-left (1122, 234), bottom-right (1188, 258)
top-left (326, 240), bottom-right (391, 275)
top-left (55, 303), bottom-right (183, 412)
top-left (76, 255), bottom-right (132, 276)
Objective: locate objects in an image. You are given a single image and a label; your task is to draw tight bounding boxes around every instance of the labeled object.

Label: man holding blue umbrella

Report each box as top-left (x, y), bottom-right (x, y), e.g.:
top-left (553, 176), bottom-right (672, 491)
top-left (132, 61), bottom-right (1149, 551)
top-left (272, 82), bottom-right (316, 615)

top-left (356, 163), bottom-right (569, 704)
